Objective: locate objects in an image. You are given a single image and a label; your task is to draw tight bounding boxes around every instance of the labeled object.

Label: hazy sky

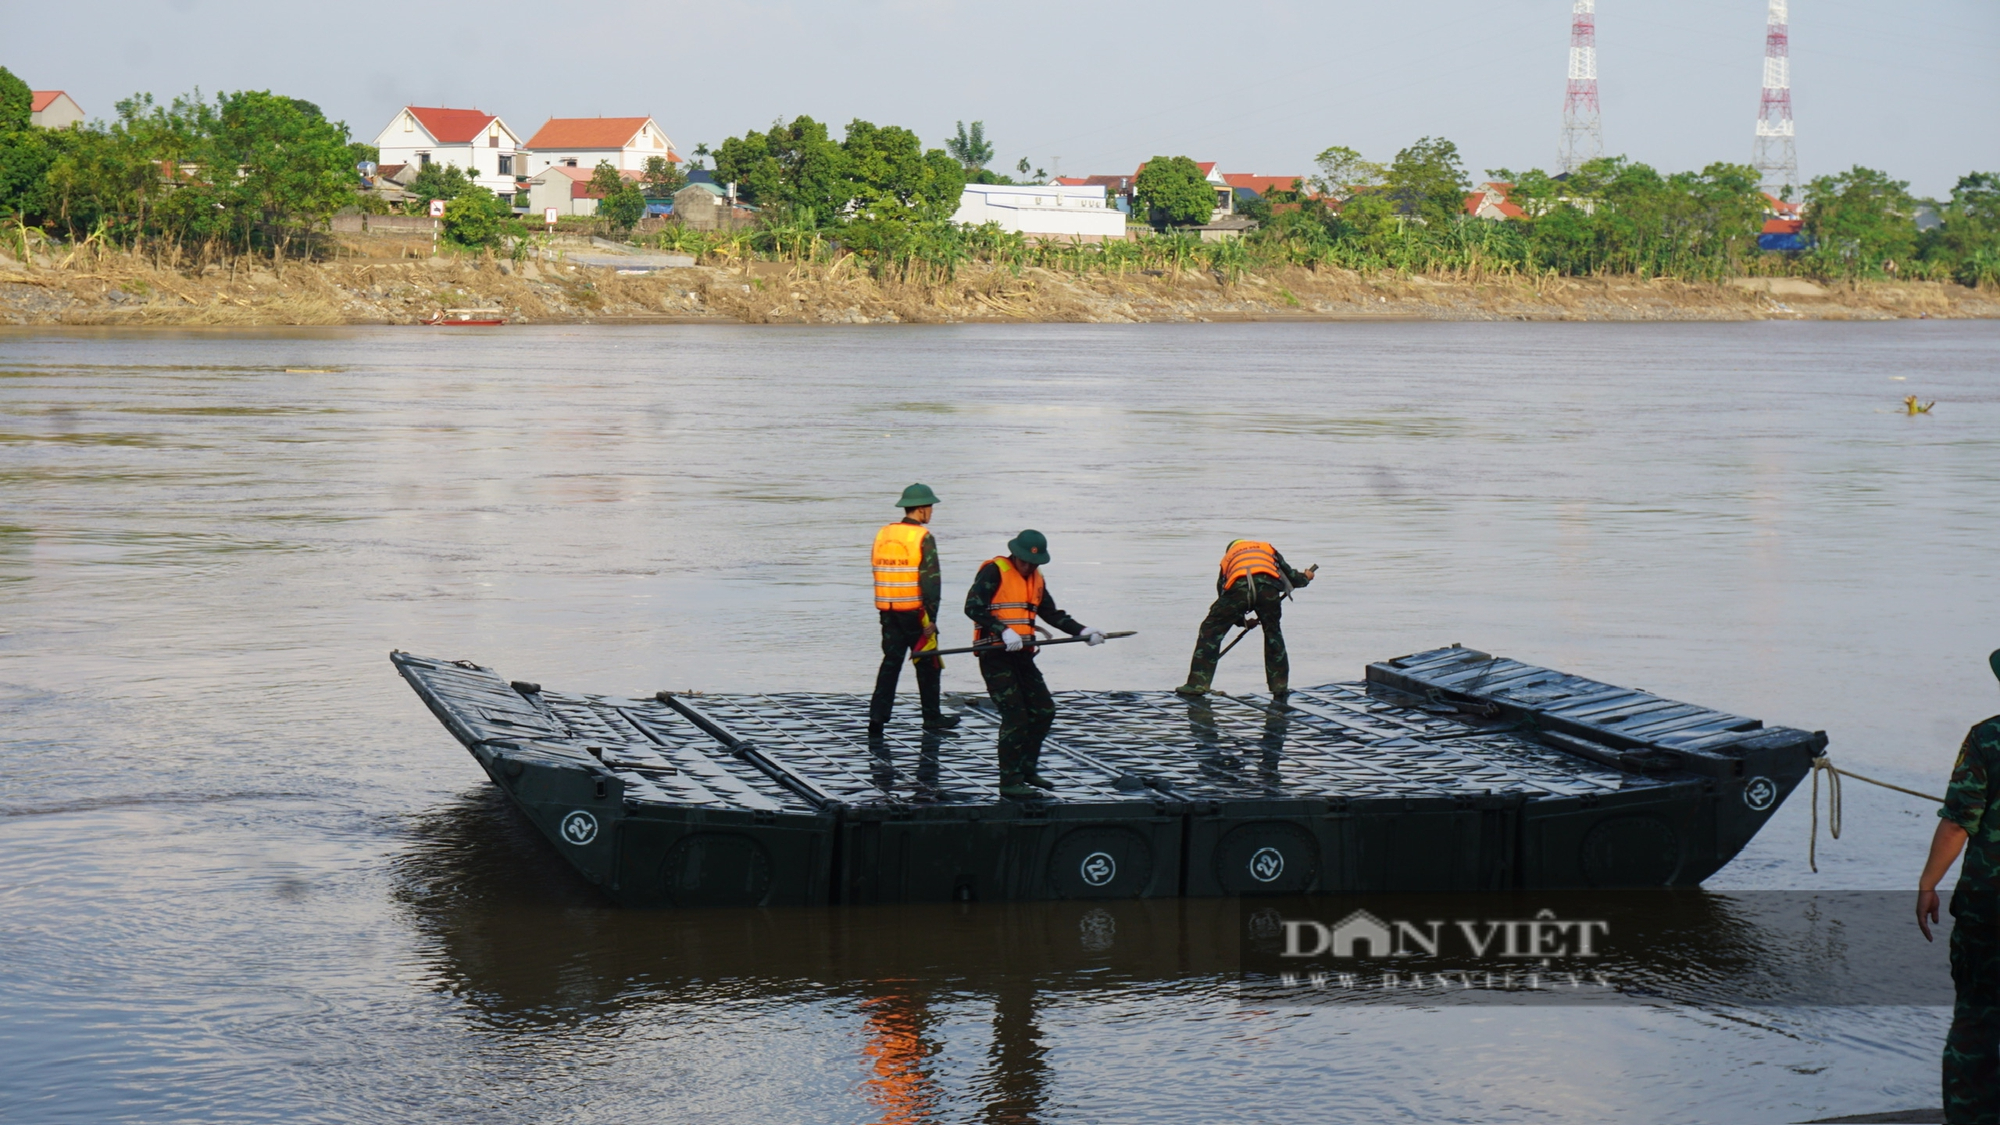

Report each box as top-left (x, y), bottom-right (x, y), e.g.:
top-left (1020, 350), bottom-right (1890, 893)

top-left (8, 0), bottom-right (1996, 197)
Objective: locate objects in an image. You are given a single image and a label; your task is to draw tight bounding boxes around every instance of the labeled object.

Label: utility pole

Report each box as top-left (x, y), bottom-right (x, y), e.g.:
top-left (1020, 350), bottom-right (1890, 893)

top-left (1752, 0), bottom-right (1798, 198)
top-left (1558, 0), bottom-right (1603, 175)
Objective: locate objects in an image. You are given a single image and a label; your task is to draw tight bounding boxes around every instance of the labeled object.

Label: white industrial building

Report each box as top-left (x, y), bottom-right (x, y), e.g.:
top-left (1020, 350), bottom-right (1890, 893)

top-left (951, 183), bottom-right (1128, 241)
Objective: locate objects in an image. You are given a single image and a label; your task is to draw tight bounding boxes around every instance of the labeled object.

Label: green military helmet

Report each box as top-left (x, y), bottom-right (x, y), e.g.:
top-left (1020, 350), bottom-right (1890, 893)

top-left (1007, 529), bottom-right (1051, 566)
top-left (896, 483), bottom-right (941, 509)
top-left (1990, 648), bottom-right (2000, 683)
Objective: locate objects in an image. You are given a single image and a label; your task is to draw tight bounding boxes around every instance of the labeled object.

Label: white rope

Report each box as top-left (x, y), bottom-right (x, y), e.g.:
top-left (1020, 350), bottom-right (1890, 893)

top-left (1808, 755), bottom-right (1945, 874)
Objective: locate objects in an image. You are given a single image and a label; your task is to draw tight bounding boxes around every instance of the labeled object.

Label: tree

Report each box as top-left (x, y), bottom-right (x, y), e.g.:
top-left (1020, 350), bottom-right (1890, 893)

top-left (713, 115), bottom-right (848, 219)
top-left (1384, 136), bottom-right (1468, 226)
top-left (1923, 172), bottom-right (2000, 286)
top-left (407, 162), bottom-right (473, 207)
top-left (587, 159), bottom-right (624, 199)
top-left (440, 185), bottom-right (512, 248)
top-left (947, 121), bottom-right (993, 171)
top-left (591, 160), bottom-right (645, 229)
top-left (0, 67), bottom-right (30, 132)
top-left (1134, 155), bottom-right (1214, 227)
top-left (1804, 165), bottom-right (1916, 276)
top-left (840, 118), bottom-right (964, 222)
top-left (1310, 145), bottom-right (1384, 201)
top-left (641, 154), bottom-right (685, 196)
top-left (207, 90), bottom-right (355, 258)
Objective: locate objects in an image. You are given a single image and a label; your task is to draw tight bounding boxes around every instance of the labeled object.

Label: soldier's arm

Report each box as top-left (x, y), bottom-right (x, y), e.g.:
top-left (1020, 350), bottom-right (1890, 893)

top-left (1920, 722), bottom-right (1994, 938)
top-left (1273, 549), bottom-right (1313, 587)
top-left (1035, 588), bottom-right (1085, 637)
top-left (919, 532), bottom-right (941, 619)
top-left (964, 561), bottom-right (1006, 635)
top-left (1216, 566), bottom-right (1229, 596)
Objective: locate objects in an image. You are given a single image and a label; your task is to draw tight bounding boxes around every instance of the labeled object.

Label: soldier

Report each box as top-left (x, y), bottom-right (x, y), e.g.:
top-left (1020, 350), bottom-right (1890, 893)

top-left (1175, 539), bottom-right (1317, 699)
top-left (1917, 648), bottom-right (2000, 1125)
top-left (869, 484), bottom-right (958, 737)
top-left (964, 530), bottom-right (1106, 799)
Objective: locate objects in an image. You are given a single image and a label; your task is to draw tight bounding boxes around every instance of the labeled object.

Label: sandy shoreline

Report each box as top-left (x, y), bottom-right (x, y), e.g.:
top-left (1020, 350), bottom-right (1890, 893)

top-left (4, 250), bottom-right (1997, 327)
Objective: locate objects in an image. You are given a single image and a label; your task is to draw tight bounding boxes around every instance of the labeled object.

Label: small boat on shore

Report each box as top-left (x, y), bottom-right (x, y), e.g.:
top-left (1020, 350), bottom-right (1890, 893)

top-left (422, 307), bottom-right (507, 326)
top-left (390, 645), bottom-right (1823, 908)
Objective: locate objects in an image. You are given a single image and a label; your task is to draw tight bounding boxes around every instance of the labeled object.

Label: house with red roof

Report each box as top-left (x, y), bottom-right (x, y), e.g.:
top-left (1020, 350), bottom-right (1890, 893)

top-left (526, 164), bottom-right (650, 219)
top-left (1464, 182), bottom-right (1527, 220)
top-left (372, 107), bottom-right (523, 195)
top-left (520, 117), bottom-right (677, 175)
top-left (29, 91), bottom-right (84, 129)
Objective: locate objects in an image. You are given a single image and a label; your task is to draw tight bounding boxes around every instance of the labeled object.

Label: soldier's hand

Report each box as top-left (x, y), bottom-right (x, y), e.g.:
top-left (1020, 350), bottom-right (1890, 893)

top-left (999, 629), bottom-right (1025, 653)
top-left (1918, 889), bottom-right (1941, 942)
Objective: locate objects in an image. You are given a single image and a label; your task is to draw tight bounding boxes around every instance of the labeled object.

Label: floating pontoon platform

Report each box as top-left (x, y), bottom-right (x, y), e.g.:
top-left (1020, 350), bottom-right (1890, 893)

top-left (391, 646), bottom-right (1823, 907)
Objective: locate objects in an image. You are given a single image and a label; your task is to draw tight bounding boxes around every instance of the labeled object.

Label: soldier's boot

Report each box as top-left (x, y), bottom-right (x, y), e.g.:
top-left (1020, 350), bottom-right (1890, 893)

top-left (998, 773), bottom-right (1039, 800)
top-left (1174, 682), bottom-right (1209, 697)
top-left (1024, 754), bottom-right (1057, 789)
top-left (916, 661), bottom-right (958, 730)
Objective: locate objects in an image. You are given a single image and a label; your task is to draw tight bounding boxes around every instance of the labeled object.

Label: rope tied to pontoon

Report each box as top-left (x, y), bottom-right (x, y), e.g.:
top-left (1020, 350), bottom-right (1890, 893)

top-left (1808, 755), bottom-right (1946, 873)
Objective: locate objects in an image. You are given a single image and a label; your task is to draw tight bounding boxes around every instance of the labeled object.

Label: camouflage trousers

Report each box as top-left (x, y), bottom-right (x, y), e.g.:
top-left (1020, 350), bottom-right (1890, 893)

top-left (1947, 892), bottom-right (2000, 1124)
top-left (977, 650), bottom-right (1055, 783)
top-left (869, 609), bottom-right (943, 727)
top-left (1183, 579), bottom-right (1289, 694)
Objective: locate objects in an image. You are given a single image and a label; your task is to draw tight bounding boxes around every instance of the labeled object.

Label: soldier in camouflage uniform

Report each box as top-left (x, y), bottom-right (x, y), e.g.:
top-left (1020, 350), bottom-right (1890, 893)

top-left (1176, 539), bottom-right (1316, 698)
top-left (1918, 648), bottom-right (2000, 1124)
top-left (964, 530), bottom-right (1106, 799)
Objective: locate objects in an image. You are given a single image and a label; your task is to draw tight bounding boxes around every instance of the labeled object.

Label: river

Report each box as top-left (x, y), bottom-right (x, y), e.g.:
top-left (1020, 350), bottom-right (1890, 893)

top-left (3, 321), bottom-right (1996, 1123)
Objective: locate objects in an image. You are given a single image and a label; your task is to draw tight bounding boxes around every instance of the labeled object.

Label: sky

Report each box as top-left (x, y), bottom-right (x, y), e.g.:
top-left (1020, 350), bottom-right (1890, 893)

top-left (6, 0), bottom-right (1996, 197)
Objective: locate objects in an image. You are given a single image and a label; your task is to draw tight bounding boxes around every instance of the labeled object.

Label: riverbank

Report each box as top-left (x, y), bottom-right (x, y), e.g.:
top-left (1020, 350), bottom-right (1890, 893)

top-left (4, 248), bottom-right (1996, 326)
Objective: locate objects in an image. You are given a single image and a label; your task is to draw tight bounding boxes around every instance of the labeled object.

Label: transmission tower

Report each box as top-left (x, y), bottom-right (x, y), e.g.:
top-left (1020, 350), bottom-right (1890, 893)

top-left (1752, 0), bottom-right (1798, 197)
top-left (1558, 0), bottom-right (1602, 175)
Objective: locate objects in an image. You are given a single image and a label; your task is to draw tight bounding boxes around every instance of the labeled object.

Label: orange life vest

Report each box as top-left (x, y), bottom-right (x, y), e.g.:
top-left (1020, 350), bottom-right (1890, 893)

top-left (1221, 539), bottom-right (1281, 589)
top-left (872, 522), bottom-right (929, 611)
top-left (977, 556), bottom-right (1045, 644)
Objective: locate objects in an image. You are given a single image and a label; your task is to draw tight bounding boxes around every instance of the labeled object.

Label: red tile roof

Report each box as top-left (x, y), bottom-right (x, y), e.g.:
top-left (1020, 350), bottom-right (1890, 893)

top-left (524, 117), bottom-right (658, 150)
top-left (30, 91), bottom-right (66, 112)
top-left (1131, 160), bottom-right (1218, 181)
top-left (1762, 218), bottom-right (1804, 234)
top-left (406, 106), bottom-right (500, 144)
top-left (1221, 173), bottom-right (1307, 195)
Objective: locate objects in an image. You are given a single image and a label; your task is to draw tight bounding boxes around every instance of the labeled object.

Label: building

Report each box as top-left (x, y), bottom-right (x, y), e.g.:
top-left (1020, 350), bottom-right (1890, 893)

top-left (672, 183), bottom-right (755, 231)
top-left (1758, 193), bottom-right (1807, 252)
top-left (29, 91), bottom-right (83, 129)
top-left (1130, 160), bottom-right (1235, 221)
top-left (1221, 173), bottom-right (1310, 203)
top-left (1053, 175), bottom-right (1133, 213)
top-left (521, 117), bottom-right (678, 175)
top-left (372, 107), bottom-right (522, 194)
top-left (528, 165), bottom-right (641, 218)
top-left (951, 183), bottom-right (1128, 241)
top-left (1464, 182), bottom-right (1527, 220)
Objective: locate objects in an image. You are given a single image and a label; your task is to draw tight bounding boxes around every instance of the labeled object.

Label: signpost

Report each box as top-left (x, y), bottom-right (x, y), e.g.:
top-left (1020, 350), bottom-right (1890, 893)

top-left (543, 206), bottom-right (557, 235)
top-left (429, 198), bottom-right (444, 254)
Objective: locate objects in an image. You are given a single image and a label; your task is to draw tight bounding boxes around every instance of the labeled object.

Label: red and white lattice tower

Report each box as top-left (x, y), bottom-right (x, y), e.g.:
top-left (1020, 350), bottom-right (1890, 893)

top-left (1753, 0), bottom-right (1798, 196)
top-left (1558, 0), bottom-right (1602, 175)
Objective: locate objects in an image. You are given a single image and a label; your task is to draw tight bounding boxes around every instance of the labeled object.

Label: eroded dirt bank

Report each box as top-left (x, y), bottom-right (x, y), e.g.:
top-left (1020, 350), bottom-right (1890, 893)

top-left (4, 249), bottom-right (1996, 326)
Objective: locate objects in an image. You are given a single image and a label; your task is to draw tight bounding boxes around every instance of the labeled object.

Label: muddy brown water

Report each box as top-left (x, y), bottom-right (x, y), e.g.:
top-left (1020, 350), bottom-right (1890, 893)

top-left (2, 322), bottom-right (1995, 1122)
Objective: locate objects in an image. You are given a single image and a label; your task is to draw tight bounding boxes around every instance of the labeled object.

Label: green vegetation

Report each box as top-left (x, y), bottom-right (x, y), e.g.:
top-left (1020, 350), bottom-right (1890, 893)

top-left (0, 67), bottom-right (31, 132)
top-left (406, 162), bottom-right (475, 206)
top-left (0, 72), bottom-right (1992, 291)
top-left (0, 83), bottom-right (360, 262)
top-left (1134, 155), bottom-right (1214, 227)
top-left (439, 187), bottom-right (512, 248)
top-left (641, 155), bottom-right (685, 197)
top-left (947, 121), bottom-right (993, 172)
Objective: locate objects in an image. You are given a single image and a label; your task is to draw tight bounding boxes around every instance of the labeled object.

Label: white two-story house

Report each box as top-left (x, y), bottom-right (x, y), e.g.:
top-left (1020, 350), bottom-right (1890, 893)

top-left (372, 107), bottom-right (522, 194)
top-left (520, 116), bottom-right (677, 175)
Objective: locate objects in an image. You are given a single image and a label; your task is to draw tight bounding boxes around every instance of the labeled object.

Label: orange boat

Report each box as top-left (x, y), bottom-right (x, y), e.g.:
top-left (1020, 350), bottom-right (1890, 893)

top-left (423, 308), bottom-right (506, 326)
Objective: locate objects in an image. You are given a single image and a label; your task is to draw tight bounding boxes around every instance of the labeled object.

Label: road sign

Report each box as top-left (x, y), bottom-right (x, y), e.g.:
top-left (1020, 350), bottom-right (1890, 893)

top-left (429, 199), bottom-right (446, 218)
top-left (543, 207), bottom-right (558, 226)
